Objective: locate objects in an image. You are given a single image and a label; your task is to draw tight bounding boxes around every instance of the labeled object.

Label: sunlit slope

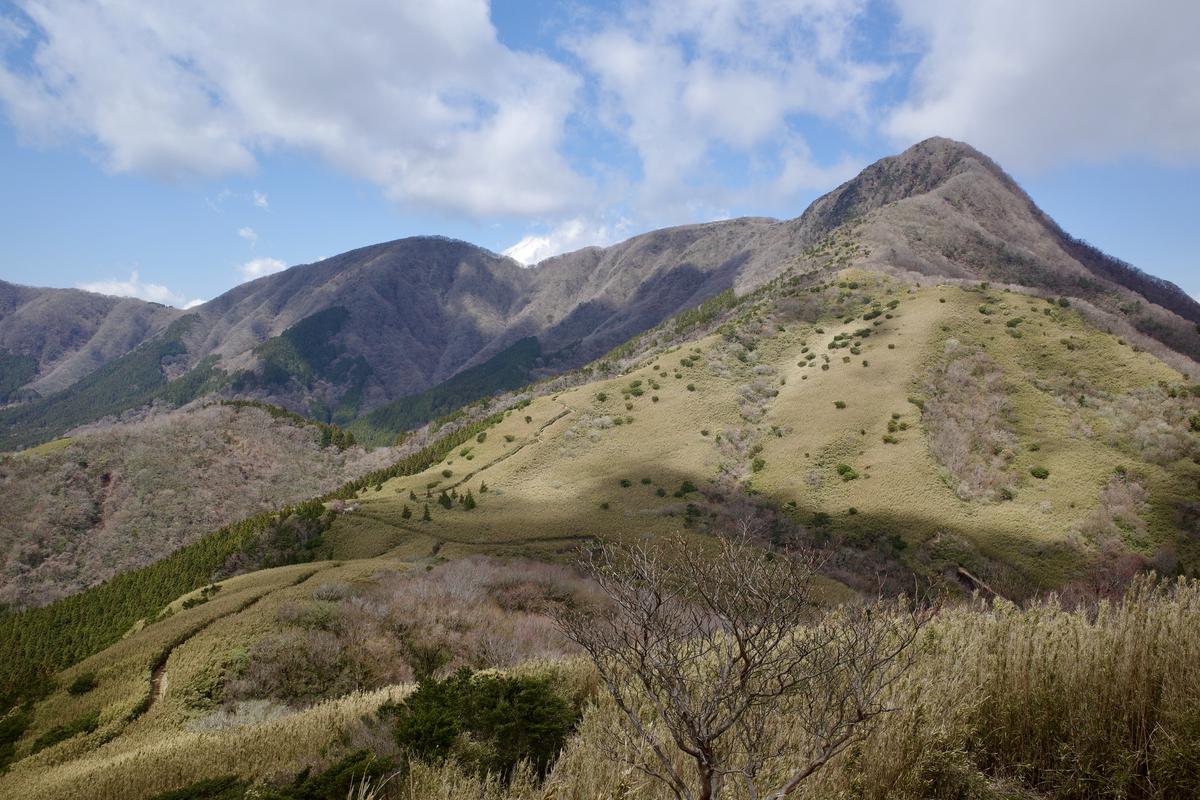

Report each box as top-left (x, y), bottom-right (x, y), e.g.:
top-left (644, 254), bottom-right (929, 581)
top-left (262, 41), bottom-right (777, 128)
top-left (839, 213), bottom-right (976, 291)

top-left (327, 273), bottom-right (1196, 593)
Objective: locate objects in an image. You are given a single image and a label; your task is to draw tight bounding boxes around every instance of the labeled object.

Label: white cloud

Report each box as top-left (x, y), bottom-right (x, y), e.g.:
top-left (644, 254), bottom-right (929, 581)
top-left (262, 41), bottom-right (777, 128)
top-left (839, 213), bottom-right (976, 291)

top-left (0, 0), bottom-right (588, 217)
top-left (238, 257), bottom-right (287, 281)
top-left (78, 270), bottom-right (201, 308)
top-left (252, 190), bottom-right (268, 209)
top-left (887, 0), bottom-right (1200, 170)
top-left (570, 0), bottom-right (887, 217)
top-left (237, 226), bottom-right (257, 245)
top-left (503, 217), bottom-right (628, 265)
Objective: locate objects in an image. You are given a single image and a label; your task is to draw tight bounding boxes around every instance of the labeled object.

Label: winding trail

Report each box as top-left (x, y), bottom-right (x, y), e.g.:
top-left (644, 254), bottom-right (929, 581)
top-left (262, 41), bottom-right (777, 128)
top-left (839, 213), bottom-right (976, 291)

top-left (443, 400), bottom-right (573, 493)
top-left (140, 567), bottom-right (323, 718)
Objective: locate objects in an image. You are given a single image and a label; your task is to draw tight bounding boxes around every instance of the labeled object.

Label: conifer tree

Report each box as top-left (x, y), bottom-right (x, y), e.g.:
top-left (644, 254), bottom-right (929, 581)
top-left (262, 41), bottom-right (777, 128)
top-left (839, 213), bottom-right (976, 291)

top-left (409, 490), bottom-right (418, 501)
top-left (479, 481), bottom-right (488, 493)
top-left (463, 490), bottom-right (476, 510)
top-left (422, 504), bottom-right (432, 522)
top-left (401, 505), bottom-right (412, 520)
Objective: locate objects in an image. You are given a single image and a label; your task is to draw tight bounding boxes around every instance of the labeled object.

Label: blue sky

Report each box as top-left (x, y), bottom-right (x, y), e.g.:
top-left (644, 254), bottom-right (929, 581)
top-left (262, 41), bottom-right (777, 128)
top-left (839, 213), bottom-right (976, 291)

top-left (0, 0), bottom-right (1196, 307)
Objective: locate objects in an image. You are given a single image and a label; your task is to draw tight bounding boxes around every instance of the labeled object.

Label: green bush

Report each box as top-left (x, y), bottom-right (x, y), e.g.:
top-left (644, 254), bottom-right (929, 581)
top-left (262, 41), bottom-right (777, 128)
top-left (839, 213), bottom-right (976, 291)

top-left (67, 672), bottom-right (99, 696)
top-left (673, 480), bottom-right (699, 497)
top-left (834, 400), bottom-right (847, 409)
top-left (442, 469), bottom-right (453, 478)
top-left (1030, 466), bottom-right (1050, 480)
top-left (398, 670), bottom-right (578, 779)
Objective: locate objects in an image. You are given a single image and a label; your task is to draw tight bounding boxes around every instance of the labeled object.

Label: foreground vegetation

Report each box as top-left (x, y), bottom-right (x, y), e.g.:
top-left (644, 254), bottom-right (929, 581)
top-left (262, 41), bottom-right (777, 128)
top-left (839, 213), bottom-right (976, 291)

top-left (1, 560), bottom-right (1195, 800)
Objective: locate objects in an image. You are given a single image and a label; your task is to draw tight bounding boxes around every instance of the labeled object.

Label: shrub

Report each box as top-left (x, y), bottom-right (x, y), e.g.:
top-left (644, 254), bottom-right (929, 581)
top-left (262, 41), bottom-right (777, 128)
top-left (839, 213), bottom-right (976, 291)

top-left (656, 488), bottom-right (667, 497)
top-left (1030, 466), bottom-right (1050, 479)
top-left (751, 457), bottom-right (766, 473)
top-left (524, 415), bottom-right (532, 423)
top-left (394, 669), bottom-right (579, 779)
top-left (476, 432), bottom-right (487, 444)
top-left (835, 463), bottom-right (859, 481)
top-left (687, 384), bottom-right (696, 392)
top-left (504, 434), bottom-right (515, 442)
top-left (67, 671), bottom-right (99, 696)
top-left (834, 400), bottom-right (847, 409)
top-left (619, 479), bottom-right (632, 488)
top-left (441, 469), bottom-right (453, 478)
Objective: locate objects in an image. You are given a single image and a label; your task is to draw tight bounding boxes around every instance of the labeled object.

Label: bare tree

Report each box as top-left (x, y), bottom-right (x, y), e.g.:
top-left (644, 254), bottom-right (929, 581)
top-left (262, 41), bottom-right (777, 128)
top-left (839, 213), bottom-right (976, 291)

top-left (554, 529), bottom-right (927, 800)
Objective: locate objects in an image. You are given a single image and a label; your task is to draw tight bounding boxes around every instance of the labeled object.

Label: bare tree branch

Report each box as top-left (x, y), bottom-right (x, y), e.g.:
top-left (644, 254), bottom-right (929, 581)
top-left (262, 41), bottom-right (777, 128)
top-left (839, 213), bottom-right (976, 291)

top-left (553, 529), bottom-right (929, 800)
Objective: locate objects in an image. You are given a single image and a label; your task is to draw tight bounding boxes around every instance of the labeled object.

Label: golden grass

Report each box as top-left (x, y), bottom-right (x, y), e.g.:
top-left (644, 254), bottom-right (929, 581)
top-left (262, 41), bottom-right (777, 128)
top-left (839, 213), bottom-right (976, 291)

top-left (323, 277), bottom-right (1196, 594)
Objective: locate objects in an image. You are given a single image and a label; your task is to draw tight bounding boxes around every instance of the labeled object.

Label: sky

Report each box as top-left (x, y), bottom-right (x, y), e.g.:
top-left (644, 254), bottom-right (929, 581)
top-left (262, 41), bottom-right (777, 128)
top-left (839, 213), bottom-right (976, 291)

top-left (0, 0), bottom-right (1197, 308)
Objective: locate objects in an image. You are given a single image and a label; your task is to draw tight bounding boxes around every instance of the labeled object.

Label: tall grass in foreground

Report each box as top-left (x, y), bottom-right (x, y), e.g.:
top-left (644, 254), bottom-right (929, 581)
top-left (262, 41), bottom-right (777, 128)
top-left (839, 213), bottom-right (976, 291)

top-left (399, 576), bottom-right (1199, 800)
top-left (4, 577), bottom-right (1196, 799)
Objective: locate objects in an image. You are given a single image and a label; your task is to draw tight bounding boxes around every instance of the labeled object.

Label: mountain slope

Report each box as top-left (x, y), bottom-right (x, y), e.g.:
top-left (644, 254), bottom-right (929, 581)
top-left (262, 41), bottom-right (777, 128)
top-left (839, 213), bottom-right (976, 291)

top-left (0, 281), bottom-right (179, 401)
top-left (323, 271), bottom-right (1199, 598)
top-left (0, 403), bottom-right (390, 608)
top-left (3, 138), bottom-right (1198, 452)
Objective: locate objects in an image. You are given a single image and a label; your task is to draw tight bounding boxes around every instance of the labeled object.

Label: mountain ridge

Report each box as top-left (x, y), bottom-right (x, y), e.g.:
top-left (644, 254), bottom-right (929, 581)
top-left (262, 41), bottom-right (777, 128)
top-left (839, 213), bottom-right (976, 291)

top-left (3, 137), bottom-right (1198, 450)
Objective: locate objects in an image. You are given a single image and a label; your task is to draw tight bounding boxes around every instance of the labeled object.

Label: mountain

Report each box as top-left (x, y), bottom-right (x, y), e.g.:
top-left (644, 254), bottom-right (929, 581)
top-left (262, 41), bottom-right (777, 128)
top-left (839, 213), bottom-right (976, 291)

top-left (2, 140), bottom-right (1200, 796)
top-left (0, 282), bottom-right (178, 403)
top-left (2, 138), bottom-right (1198, 452)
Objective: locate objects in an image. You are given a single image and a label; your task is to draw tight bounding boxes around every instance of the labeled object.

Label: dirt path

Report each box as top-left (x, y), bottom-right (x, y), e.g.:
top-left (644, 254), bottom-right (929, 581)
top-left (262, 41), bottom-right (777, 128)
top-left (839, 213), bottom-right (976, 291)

top-left (443, 401), bottom-right (573, 493)
top-left (141, 567), bottom-right (323, 717)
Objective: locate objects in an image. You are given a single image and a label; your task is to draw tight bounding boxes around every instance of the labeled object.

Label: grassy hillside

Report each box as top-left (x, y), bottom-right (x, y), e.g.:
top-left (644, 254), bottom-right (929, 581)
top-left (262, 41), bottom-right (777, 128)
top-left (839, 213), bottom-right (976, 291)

top-left (322, 273), bottom-right (1198, 597)
top-left (1, 555), bottom-right (1197, 799)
